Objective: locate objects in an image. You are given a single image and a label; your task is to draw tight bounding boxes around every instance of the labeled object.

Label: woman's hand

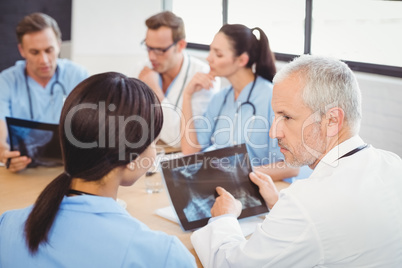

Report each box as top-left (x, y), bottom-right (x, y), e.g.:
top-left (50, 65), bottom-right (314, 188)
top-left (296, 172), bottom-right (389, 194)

top-left (183, 72), bottom-right (215, 98)
top-left (249, 171), bottom-right (279, 209)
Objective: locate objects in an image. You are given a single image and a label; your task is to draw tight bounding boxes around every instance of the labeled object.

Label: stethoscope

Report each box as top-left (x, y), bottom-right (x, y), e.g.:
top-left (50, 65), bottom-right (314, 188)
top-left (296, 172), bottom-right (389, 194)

top-left (24, 65), bottom-right (67, 120)
top-left (211, 75), bottom-right (257, 145)
top-left (174, 55), bottom-right (191, 108)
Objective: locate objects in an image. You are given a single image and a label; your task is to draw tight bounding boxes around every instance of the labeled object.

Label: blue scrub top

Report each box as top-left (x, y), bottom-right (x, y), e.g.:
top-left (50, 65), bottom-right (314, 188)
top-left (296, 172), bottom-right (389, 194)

top-left (0, 59), bottom-right (89, 124)
top-left (195, 76), bottom-right (283, 166)
top-left (0, 195), bottom-right (196, 267)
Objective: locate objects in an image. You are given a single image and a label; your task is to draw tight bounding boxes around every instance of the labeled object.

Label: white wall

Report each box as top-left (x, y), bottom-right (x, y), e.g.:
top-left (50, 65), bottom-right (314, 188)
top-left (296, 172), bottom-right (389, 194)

top-left (70, 1), bottom-right (402, 158)
top-left (71, 0), bottom-right (161, 77)
top-left (357, 73), bottom-right (402, 157)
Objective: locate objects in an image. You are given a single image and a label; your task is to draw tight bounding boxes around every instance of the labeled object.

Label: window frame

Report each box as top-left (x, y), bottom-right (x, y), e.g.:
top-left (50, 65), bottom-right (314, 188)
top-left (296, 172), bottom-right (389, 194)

top-left (180, 0), bottom-right (402, 78)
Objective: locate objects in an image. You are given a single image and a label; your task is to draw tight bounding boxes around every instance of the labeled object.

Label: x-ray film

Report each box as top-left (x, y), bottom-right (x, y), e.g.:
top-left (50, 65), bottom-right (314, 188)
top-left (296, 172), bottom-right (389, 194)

top-left (6, 117), bottom-right (62, 167)
top-left (161, 144), bottom-right (268, 231)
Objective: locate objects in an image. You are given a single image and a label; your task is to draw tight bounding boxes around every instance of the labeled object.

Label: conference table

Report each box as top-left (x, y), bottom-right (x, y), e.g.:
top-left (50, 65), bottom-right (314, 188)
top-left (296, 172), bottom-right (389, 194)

top-left (0, 165), bottom-right (290, 267)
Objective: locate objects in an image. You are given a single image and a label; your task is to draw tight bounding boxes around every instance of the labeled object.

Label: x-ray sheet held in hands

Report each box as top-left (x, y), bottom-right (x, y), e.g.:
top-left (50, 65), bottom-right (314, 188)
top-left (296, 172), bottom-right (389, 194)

top-left (160, 143), bottom-right (268, 231)
top-left (6, 117), bottom-right (62, 167)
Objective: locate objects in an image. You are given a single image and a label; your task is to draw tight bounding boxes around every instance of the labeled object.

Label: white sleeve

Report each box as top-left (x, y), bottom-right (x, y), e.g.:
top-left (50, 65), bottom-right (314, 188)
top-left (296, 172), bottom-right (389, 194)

top-left (191, 191), bottom-right (323, 267)
top-left (158, 78), bottom-right (220, 148)
top-left (158, 99), bottom-right (183, 148)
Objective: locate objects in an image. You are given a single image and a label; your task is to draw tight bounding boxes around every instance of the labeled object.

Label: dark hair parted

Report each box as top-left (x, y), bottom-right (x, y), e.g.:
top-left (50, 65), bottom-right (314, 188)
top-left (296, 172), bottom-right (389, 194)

top-left (145, 11), bottom-right (185, 42)
top-left (24, 72), bottom-right (163, 254)
top-left (219, 24), bottom-right (276, 82)
top-left (16, 12), bottom-right (62, 44)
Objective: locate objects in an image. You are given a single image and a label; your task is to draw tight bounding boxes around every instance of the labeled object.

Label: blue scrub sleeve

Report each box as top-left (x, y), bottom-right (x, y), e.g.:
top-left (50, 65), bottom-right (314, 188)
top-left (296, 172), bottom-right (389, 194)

top-left (0, 72), bottom-right (12, 120)
top-left (164, 236), bottom-right (197, 267)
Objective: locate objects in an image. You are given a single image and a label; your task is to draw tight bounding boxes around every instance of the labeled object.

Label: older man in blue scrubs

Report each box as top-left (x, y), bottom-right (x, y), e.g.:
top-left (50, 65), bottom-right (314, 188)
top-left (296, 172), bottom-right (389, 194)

top-left (0, 13), bottom-right (88, 172)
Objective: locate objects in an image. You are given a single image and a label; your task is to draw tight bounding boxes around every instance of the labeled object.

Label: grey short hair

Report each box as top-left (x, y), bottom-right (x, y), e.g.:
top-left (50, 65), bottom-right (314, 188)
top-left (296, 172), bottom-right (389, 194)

top-left (273, 55), bottom-right (362, 135)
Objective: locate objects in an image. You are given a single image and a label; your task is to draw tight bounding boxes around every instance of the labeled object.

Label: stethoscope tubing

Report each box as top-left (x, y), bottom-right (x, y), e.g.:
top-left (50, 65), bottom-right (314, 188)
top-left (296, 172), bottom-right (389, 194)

top-left (211, 75), bottom-right (257, 144)
top-left (174, 55), bottom-right (192, 108)
top-left (24, 65), bottom-right (67, 120)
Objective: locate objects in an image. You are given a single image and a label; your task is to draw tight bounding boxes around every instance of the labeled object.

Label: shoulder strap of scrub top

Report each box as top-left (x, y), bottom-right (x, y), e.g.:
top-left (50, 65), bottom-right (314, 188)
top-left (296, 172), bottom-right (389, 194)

top-left (174, 55), bottom-right (192, 108)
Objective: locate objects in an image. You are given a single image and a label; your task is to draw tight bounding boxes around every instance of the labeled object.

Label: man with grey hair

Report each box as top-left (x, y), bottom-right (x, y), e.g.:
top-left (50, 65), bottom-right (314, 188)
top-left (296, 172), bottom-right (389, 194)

top-left (191, 55), bottom-right (402, 267)
top-left (0, 12), bottom-right (88, 172)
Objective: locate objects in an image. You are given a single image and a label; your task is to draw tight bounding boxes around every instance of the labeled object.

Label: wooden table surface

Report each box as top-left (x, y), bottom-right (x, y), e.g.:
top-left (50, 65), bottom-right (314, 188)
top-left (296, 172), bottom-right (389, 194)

top-left (0, 166), bottom-right (290, 267)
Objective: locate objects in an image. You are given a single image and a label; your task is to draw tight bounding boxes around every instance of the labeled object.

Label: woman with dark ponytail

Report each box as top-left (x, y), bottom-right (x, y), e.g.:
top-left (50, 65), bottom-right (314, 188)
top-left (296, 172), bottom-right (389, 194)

top-left (0, 72), bottom-right (196, 267)
top-left (181, 24), bottom-right (299, 182)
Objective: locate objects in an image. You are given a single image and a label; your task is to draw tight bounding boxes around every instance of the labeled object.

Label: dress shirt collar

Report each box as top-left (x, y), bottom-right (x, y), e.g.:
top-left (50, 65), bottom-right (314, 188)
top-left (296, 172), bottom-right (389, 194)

top-left (314, 135), bottom-right (366, 171)
top-left (163, 52), bottom-right (188, 97)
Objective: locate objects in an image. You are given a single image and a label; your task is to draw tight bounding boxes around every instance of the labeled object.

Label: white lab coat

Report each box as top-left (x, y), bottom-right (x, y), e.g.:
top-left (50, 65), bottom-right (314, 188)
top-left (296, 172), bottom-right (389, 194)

top-left (159, 53), bottom-right (220, 147)
top-left (191, 136), bottom-right (402, 267)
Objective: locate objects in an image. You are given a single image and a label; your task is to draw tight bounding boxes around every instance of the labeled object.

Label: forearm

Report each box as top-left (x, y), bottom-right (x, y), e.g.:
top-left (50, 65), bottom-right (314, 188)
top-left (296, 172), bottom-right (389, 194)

top-left (192, 197), bottom-right (320, 267)
top-left (138, 67), bottom-right (165, 102)
top-left (191, 216), bottom-right (245, 268)
top-left (180, 94), bottom-right (201, 155)
top-left (145, 83), bottom-right (164, 102)
top-left (0, 120), bottom-right (10, 162)
top-left (254, 161), bottom-right (299, 181)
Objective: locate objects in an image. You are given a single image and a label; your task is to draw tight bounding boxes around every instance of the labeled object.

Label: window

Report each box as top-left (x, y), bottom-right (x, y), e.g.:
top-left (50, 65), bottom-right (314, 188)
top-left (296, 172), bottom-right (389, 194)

top-left (312, 0), bottom-right (402, 67)
top-left (228, 0), bottom-right (305, 55)
top-left (168, 0), bottom-right (402, 77)
top-left (172, 0), bottom-right (222, 45)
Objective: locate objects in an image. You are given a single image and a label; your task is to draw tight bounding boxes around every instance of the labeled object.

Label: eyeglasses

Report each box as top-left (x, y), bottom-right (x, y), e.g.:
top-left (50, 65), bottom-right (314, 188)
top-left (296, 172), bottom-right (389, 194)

top-left (141, 40), bottom-right (177, 55)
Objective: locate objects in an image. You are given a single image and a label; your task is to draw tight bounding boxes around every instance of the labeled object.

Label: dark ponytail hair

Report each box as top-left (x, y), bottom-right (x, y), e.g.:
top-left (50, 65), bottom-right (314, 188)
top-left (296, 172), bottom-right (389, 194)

top-left (24, 72), bottom-right (163, 253)
top-left (219, 24), bottom-right (276, 82)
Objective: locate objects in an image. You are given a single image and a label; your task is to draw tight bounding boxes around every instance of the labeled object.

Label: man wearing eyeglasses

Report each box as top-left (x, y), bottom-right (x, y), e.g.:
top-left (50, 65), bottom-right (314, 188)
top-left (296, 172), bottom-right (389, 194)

top-left (138, 11), bottom-right (220, 148)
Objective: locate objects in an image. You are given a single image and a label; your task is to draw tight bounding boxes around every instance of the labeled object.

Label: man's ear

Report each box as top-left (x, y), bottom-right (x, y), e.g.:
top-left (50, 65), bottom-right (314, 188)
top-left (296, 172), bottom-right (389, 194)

top-left (176, 39), bottom-right (187, 53)
top-left (18, 44), bottom-right (26, 59)
top-left (326, 107), bottom-right (344, 137)
top-left (237, 52), bottom-right (250, 68)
